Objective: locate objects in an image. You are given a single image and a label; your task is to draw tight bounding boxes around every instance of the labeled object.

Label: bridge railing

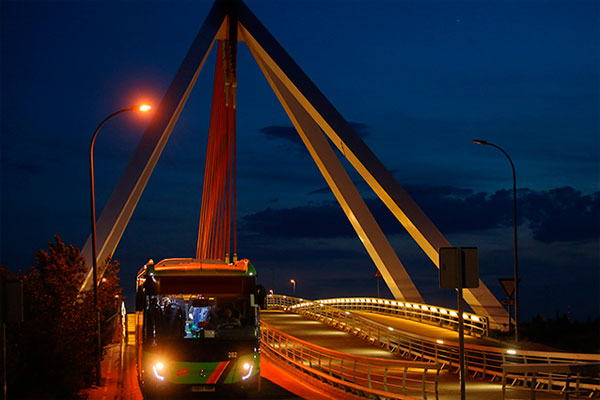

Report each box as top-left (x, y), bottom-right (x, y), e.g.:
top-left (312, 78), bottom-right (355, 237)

top-left (260, 320), bottom-right (442, 399)
top-left (267, 295), bottom-right (600, 396)
top-left (501, 362), bottom-right (600, 399)
top-left (315, 297), bottom-right (489, 337)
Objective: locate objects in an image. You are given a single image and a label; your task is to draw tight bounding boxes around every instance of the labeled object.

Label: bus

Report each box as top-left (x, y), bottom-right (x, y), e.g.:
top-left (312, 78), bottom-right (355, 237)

top-left (135, 258), bottom-right (261, 397)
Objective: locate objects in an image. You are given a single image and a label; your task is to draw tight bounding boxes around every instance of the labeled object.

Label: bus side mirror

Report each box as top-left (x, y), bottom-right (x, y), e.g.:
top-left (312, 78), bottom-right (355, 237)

top-left (143, 276), bottom-right (159, 296)
top-left (135, 288), bottom-right (145, 312)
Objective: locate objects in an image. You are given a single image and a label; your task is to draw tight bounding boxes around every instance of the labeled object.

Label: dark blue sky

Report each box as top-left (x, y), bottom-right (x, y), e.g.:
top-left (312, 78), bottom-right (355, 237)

top-left (1, 1), bottom-right (598, 321)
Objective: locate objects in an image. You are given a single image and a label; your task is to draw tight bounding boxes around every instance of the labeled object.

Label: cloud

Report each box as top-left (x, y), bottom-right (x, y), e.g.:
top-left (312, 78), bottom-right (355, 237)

top-left (240, 185), bottom-right (600, 243)
top-left (520, 187), bottom-right (600, 242)
top-left (258, 122), bottom-right (371, 148)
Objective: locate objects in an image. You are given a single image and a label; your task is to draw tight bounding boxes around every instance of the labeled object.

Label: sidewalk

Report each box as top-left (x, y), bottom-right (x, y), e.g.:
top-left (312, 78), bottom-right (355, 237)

top-left (81, 343), bottom-right (124, 400)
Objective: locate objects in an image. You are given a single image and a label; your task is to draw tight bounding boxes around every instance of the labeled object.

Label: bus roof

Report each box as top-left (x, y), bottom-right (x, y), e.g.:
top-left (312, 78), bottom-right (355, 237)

top-left (136, 258), bottom-right (255, 279)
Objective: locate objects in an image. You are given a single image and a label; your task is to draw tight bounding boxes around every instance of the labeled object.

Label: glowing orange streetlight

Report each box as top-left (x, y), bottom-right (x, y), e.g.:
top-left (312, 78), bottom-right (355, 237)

top-left (290, 279), bottom-right (296, 295)
top-left (90, 104), bottom-right (151, 385)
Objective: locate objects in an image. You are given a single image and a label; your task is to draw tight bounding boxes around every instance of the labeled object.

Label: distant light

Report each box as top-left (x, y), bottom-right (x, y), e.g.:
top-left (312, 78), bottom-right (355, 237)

top-left (388, 327), bottom-right (394, 331)
top-left (471, 315), bottom-right (480, 322)
top-left (507, 349), bottom-right (517, 355)
top-left (139, 104), bottom-right (152, 112)
top-left (436, 339), bottom-right (444, 344)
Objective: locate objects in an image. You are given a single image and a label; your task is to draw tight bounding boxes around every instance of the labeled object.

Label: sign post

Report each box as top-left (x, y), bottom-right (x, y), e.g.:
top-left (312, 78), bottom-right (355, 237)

top-left (499, 277), bottom-right (517, 334)
top-left (440, 247), bottom-right (479, 400)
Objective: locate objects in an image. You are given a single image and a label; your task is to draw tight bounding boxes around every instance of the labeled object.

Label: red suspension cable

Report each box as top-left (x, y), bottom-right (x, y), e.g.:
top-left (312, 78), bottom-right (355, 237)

top-left (196, 38), bottom-right (237, 262)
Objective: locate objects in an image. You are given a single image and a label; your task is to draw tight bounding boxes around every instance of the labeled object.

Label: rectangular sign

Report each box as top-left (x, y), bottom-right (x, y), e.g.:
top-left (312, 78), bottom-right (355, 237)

top-left (439, 247), bottom-right (479, 289)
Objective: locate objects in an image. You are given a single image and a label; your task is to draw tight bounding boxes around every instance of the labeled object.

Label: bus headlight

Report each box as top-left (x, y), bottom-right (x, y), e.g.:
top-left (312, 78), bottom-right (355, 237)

top-left (241, 361), bottom-right (253, 380)
top-left (152, 361), bottom-right (165, 381)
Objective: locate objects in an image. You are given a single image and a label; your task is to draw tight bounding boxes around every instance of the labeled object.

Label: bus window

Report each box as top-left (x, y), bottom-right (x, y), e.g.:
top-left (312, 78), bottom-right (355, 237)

top-left (143, 294), bottom-right (257, 341)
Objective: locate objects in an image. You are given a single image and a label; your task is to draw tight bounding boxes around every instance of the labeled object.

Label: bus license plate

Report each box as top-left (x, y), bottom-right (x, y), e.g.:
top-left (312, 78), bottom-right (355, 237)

top-left (192, 386), bottom-right (215, 392)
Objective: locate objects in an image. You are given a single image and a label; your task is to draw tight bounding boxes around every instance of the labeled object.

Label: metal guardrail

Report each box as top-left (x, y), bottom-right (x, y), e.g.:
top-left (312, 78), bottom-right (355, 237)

top-left (260, 320), bottom-right (441, 399)
top-left (502, 362), bottom-right (600, 399)
top-left (315, 296), bottom-right (489, 337)
top-left (267, 295), bottom-right (600, 393)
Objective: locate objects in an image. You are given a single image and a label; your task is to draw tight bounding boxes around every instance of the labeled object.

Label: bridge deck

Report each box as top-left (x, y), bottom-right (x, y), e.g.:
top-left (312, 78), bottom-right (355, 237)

top-left (261, 310), bottom-right (564, 399)
top-left (352, 310), bottom-right (561, 351)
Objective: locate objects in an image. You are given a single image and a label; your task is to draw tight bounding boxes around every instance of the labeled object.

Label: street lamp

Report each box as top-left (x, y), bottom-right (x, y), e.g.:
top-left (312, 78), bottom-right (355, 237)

top-left (473, 139), bottom-right (519, 341)
top-left (90, 104), bottom-right (151, 385)
top-left (290, 279), bottom-right (296, 295)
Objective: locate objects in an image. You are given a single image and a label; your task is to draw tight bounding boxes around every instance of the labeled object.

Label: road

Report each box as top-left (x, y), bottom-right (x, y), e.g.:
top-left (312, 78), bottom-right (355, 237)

top-left (82, 311), bottom-right (564, 399)
top-left (260, 310), bottom-right (565, 400)
top-left (83, 338), bottom-right (331, 399)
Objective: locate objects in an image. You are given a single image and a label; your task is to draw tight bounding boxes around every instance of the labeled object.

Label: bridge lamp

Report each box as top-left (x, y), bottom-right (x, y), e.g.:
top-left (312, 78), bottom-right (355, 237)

top-left (473, 139), bottom-right (519, 341)
top-left (90, 103), bottom-right (152, 385)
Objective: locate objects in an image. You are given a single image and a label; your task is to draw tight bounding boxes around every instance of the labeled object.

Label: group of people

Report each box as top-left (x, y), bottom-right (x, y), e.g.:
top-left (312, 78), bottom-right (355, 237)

top-left (146, 296), bottom-right (186, 338)
top-left (146, 296), bottom-right (243, 339)
top-left (189, 302), bottom-right (242, 334)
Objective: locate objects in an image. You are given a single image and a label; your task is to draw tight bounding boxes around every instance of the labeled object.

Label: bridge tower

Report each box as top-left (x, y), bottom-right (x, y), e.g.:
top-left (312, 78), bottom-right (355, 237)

top-left (80, 0), bottom-right (508, 330)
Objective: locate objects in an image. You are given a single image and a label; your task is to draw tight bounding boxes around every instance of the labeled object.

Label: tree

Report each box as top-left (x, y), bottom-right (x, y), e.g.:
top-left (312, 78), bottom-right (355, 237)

top-left (6, 235), bottom-right (122, 398)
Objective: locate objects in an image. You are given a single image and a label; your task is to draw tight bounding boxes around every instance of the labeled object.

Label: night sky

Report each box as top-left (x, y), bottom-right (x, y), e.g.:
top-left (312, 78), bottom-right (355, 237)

top-left (1, 1), bottom-right (598, 321)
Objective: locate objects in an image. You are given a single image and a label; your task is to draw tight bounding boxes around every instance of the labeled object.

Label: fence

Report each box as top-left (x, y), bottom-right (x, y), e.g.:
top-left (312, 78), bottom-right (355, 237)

top-left (502, 362), bottom-right (600, 399)
top-left (260, 320), bottom-right (441, 399)
top-left (315, 296), bottom-right (489, 337)
top-left (266, 295), bottom-right (600, 397)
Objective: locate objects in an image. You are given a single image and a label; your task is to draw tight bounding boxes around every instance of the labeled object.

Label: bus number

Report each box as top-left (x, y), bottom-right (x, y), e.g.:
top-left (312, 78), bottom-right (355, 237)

top-left (228, 352), bottom-right (238, 359)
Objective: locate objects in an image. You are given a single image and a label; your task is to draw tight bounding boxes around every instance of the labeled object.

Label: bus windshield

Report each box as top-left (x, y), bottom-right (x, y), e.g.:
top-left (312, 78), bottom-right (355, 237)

top-left (145, 294), bottom-right (257, 341)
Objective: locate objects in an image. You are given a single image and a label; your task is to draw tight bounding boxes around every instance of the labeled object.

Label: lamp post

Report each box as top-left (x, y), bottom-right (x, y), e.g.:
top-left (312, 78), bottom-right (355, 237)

top-left (90, 104), bottom-right (151, 385)
top-left (290, 279), bottom-right (296, 295)
top-left (473, 139), bottom-right (519, 342)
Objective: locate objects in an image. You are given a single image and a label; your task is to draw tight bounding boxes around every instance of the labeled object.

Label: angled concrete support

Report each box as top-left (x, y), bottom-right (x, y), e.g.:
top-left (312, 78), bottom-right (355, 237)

top-left (237, 3), bottom-right (507, 329)
top-left (80, 2), bottom-right (227, 291)
top-left (248, 44), bottom-right (423, 302)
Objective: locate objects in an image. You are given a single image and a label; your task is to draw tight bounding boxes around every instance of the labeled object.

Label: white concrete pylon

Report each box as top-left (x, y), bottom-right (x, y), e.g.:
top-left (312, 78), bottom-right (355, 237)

top-left (79, 0), bottom-right (508, 330)
top-left (236, 3), bottom-right (507, 329)
top-left (248, 46), bottom-right (423, 302)
top-left (79, 1), bottom-right (228, 292)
